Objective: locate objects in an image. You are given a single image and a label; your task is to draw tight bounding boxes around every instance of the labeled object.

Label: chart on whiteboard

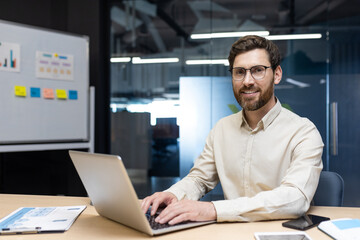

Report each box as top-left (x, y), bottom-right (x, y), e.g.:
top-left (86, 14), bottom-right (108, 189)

top-left (36, 51), bottom-right (74, 81)
top-left (0, 41), bottom-right (20, 72)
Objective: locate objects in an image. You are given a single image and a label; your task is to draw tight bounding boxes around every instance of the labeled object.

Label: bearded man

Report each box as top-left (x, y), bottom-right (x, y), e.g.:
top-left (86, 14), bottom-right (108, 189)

top-left (141, 35), bottom-right (324, 225)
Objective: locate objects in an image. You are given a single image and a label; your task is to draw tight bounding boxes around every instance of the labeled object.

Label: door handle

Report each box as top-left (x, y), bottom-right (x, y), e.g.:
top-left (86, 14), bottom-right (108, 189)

top-left (330, 102), bottom-right (338, 156)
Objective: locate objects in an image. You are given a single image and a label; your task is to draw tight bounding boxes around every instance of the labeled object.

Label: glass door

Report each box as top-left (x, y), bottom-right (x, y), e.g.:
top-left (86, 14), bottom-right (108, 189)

top-left (328, 27), bottom-right (360, 206)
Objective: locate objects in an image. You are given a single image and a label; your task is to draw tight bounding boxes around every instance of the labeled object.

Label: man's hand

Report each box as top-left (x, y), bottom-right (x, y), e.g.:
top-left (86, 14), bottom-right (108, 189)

top-left (141, 192), bottom-right (178, 215)
top-left (154, 200), bottom-right (217, 225)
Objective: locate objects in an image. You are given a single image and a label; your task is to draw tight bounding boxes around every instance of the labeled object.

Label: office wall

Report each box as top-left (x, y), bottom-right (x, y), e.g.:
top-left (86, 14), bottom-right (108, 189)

top-left (0, 0), bottom-right (109, 196)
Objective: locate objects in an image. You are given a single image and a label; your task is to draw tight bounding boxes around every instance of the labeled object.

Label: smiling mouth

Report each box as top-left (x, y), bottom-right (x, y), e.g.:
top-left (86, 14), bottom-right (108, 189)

top-left (242, 91), bottom-right (258, 94)
top-left (241, 90), bottom-right (259, 96)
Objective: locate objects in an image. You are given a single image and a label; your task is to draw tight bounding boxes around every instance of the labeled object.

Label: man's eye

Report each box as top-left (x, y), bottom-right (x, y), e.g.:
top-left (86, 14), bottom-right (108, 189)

top-left (234, 69), bottom-right (244, 75)
top-left (253, 67), bottom-right (263, 73)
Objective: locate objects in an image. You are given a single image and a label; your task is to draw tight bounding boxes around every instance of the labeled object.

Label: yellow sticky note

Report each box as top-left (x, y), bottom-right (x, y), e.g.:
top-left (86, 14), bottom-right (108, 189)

top-left (56, 89), bottom-right (67, 99)
top-left (15, 86), bottom-right (27, 97)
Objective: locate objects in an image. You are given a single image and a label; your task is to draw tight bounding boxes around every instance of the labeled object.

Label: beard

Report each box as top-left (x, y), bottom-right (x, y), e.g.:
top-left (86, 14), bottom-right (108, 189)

top-left (233, 78), bottom-right (274, 111)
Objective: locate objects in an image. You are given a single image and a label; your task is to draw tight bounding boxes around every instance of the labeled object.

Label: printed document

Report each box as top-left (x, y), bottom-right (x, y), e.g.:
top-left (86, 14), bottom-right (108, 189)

top-left (0, 205), bottom-right (86, 234)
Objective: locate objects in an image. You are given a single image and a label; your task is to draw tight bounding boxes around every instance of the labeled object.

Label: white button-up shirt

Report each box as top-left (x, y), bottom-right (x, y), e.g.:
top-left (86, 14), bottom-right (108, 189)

top-left (166, 99), bottom-right (324, 222)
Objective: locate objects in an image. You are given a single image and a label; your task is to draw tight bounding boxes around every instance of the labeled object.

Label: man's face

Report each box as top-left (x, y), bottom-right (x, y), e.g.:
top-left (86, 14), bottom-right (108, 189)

top-left (232, 49), bottom-right (281, 111)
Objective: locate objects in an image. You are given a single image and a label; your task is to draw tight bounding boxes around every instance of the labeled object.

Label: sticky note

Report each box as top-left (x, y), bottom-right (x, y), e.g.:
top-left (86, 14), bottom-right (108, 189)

top-left (15, 86), bottom-right (27, 97)
top-left (56, 89), bottom-right (67, 99)
top-left (43, 88), bottom-right (54, 99)
top-left (68, 90), bottom-right (78, 100)
top-left (30, 87), bottom-right (41, 98)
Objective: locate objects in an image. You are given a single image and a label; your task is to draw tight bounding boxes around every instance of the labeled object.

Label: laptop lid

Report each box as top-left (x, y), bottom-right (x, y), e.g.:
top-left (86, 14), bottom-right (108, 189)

top-left (69, 150), bottom-right (153, 235)
top-left (69, 151), bottom-right (214, 236)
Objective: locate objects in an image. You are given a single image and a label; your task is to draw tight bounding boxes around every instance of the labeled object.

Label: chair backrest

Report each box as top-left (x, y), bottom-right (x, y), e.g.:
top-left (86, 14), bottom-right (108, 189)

top-left (313, 171), bottom-right (344, 206)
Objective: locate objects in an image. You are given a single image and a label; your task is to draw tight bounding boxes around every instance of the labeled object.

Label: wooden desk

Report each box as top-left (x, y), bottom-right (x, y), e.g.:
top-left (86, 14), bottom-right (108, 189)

top-left (0, 194), bottom-right (359, 239)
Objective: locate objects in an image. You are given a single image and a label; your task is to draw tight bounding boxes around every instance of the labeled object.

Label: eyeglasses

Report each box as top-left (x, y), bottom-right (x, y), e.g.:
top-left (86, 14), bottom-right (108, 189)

top-left (229, 65), bottom-right (272, 81)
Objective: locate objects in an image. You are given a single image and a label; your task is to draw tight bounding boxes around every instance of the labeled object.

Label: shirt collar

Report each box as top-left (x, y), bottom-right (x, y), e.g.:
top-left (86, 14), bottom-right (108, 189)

top-left (239, 97), bottom-right (282, 131)
top-left (261, 98), bottom-right (282, 130)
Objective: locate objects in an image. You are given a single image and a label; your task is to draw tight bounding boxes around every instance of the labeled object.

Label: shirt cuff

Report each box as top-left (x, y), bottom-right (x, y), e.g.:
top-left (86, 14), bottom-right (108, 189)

top-left (211, 198), bottom-right (249, 222)
top-left (212, 200), bottom-right (232, 222)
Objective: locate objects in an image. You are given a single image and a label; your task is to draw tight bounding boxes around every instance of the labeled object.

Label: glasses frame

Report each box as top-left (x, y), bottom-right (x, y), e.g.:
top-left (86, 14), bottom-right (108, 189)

top-left (229, 65), bottom-right (272, 81)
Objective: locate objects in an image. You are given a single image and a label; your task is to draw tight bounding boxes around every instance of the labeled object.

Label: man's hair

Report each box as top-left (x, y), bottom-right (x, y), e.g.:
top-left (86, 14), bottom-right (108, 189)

top-left (228, 35), bottom-right (281, 70)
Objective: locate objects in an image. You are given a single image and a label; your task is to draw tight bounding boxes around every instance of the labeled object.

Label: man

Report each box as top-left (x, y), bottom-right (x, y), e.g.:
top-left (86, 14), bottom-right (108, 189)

top-left (141, 35), bottom-right (324, 225)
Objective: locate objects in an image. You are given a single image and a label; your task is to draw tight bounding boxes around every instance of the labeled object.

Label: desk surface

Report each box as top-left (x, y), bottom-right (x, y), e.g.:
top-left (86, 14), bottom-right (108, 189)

top-left (0, 194), bottom-right (359, 239)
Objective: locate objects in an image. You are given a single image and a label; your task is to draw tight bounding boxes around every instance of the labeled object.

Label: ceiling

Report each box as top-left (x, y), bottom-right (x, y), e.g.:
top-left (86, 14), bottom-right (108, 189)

top-left (109, 0), bottom-right (357, 56)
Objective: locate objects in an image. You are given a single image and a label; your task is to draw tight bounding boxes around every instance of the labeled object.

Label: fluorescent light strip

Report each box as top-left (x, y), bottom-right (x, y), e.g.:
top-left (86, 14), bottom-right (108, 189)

top-left (191, 32), bottom-right (322, 40)
top-left (132, 57), bottom-right (179, 64)
top-left (110, 57), bottom-right (131, 63)
top-left (186, 59), bottom-right (229, 66)
top-left (266, 33), bottom-right (322, 40)
top-left (191, 31), bottom-right (270, 39)
top-left (286, 78), bottom-right (310, 88)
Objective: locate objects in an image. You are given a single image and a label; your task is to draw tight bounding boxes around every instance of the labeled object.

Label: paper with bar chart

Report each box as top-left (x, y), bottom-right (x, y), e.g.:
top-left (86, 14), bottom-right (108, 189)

top-left (36, 51), bottom-right (74, 81)
top-left (0, 41), bottom-right (20, 72)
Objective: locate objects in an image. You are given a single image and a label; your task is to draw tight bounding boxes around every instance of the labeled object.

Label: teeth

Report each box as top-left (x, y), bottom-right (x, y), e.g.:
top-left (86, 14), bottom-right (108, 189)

top-left (244, 91), bottom-right (256, 93)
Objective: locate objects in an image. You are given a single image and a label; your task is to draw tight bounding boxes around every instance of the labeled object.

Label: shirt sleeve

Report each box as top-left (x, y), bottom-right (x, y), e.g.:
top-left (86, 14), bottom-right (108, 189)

top-left (165, 128), bottom-right (220, 201)
top-left (213, 120), bottom-right (324, 222)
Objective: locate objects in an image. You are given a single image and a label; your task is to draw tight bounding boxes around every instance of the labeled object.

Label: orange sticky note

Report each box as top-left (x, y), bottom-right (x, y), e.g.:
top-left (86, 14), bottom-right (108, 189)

top-left (56, 89), bottom-right (67, 99)
top-left (15, 86), bottom-right (27, 97)
top-left (43, 88), bottom-right (54, 99)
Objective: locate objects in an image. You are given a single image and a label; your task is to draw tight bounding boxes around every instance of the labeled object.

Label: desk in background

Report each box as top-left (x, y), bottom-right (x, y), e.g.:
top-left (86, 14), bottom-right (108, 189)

top-left (0, 194), bottom-right (359, 239)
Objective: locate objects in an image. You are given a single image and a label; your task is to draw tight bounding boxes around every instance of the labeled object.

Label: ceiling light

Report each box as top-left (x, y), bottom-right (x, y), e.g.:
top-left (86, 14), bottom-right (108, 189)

top-left (190, 31), bottom-right (270, 39)
top-left (190, 32), bottom-right (322, 41)
top-left (186, 59), bottom-right (229, 66)
top-left (266, 33), bottom-right (322, 40)
top-left (132, 57), bottom-right (179, 64)
top-left (110, 57), bottom-right (131, 63)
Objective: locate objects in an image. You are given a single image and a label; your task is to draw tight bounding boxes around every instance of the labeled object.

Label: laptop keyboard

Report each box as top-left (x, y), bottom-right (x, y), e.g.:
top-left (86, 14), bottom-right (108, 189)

top-left (146, 212), bottom-right (171, 230)
top-left (145, 210), bottom-right (189, 230)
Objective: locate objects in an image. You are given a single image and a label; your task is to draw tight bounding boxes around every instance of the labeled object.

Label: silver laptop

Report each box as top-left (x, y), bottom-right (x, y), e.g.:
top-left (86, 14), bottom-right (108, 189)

top-left (69, 150), bottom-right (215, 236)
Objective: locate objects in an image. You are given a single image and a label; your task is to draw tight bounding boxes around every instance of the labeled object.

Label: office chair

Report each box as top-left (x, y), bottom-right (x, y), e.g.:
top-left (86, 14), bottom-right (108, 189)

top-left (312, 171), bottom-right (344, 206)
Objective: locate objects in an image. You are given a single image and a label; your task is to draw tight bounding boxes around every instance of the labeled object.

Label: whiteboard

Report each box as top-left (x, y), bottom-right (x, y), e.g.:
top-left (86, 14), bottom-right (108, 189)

top-left (0, 20), bottom-right (89, 143)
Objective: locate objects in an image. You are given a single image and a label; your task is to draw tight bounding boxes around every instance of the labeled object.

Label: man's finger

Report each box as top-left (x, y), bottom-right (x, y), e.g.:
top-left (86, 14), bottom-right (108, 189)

top-left (168, 213), bottom-right (192, 225)
top-left (156, 204), bottom-right (184, 224)
top-left (141, 197), bottom-right (152, 213)
top-left (150, 198), bottom-right (163, 215)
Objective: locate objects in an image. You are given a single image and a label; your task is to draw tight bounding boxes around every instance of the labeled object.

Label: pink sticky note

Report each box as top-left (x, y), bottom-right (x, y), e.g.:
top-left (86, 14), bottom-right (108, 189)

top-left (43, 88), bottom-right (54, 99)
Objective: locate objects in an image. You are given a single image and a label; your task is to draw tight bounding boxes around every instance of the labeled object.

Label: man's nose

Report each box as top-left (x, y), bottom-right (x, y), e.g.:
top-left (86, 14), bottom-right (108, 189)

top-left (242, 70), bottom-right (255, 85)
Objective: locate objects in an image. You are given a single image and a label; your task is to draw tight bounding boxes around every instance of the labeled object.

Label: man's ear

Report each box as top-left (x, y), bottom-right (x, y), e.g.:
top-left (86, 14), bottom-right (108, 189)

top-left (274, 65), bottom-right (282, 85)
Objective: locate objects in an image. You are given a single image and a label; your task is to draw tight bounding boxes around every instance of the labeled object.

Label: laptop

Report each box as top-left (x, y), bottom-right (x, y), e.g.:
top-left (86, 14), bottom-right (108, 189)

top-left (68, 150), bottom-right (215, 236)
